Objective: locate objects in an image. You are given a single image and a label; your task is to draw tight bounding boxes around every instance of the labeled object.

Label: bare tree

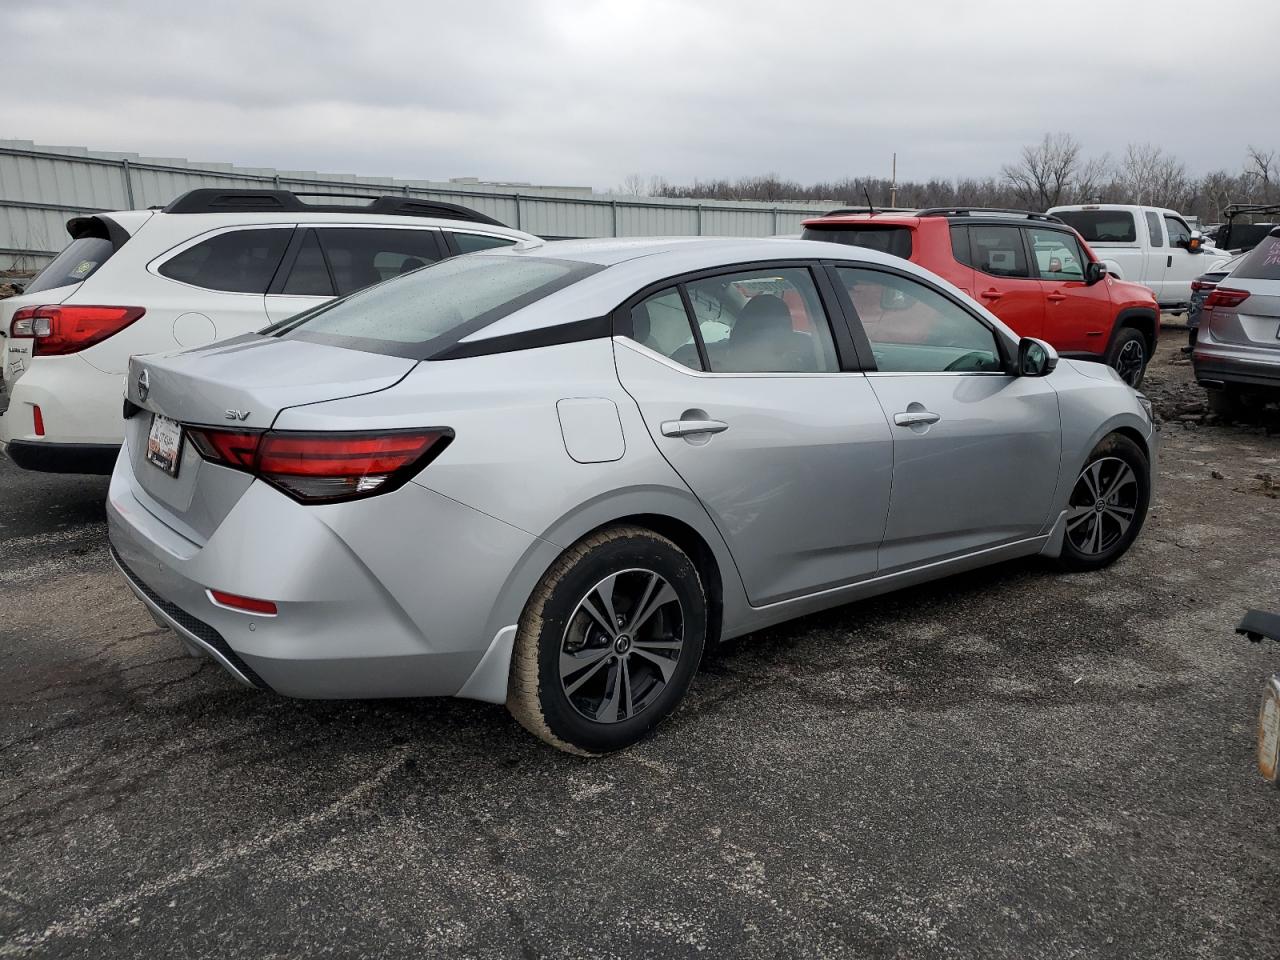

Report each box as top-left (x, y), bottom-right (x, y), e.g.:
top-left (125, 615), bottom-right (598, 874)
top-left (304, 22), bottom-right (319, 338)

top-left (1001, 133), bottom-right (1084, 209)
top-left (1246, 145), bottom-right (1277, 201)
top-left (618, 173), bottom-right (648, 196)
top-left (1116, 143), bottom-right (1189, 207)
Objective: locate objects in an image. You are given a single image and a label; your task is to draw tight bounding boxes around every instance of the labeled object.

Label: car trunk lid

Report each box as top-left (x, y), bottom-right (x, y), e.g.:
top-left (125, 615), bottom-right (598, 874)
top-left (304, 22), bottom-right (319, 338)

top-left (124, 335), bottom-right (417, 543)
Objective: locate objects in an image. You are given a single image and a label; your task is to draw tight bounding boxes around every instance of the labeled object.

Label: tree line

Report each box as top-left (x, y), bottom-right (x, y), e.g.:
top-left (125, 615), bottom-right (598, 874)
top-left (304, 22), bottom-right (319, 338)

top-left (620, 133), bottom-right (1279, 224)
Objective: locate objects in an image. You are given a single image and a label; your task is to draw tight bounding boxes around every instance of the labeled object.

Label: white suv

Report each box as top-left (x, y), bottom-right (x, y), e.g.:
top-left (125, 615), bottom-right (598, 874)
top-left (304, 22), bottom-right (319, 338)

top-left (0, 189), bottom-right (536, 473)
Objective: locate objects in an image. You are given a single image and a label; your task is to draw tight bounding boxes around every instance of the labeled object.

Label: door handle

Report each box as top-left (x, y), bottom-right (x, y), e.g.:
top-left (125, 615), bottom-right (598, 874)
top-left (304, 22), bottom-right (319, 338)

top-left (1046, 291), bottom-right (1067, 302)
top-left (893, 410), bottom-right (941, 427)
top-left (1167, 255), bottom-right (1173, 268)
top-left (980, 288), bottom-right (1003, 300)
top-left (661, 418), bottom-right (729, 438)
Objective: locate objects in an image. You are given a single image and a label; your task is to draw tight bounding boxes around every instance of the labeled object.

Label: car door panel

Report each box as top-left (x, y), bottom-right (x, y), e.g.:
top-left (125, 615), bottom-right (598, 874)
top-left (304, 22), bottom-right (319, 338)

top-left (1028, 227), bottom-right (1115, 355)
top-left (830, 264), bottom-right (1062, 572)
top-left (866, 373), bottom-right (1061, 571)
top-left (616, 343), bottom-right (893, 604)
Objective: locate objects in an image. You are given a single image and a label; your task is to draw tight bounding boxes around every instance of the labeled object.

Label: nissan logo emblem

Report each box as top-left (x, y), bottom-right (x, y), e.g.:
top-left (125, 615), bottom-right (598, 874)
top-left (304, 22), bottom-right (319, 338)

top-left (137, 368), bottom-right (150, 402)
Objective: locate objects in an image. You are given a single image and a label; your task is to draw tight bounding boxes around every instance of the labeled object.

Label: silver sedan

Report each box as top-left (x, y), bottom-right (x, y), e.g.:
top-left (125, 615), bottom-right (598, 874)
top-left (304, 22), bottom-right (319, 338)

top-left (107, 237), bottom-right (1157, 754)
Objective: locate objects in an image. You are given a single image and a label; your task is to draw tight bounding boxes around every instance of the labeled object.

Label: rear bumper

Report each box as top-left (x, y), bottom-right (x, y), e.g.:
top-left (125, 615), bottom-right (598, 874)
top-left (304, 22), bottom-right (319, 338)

top-left (0, 355), bottom-right (127, 448)
top-left (105, 436), bottom-right (545, 701)
top-left (1193, 342), bottom-right (1280, 391)
top-left (4, 439), bottom-right (119, 474)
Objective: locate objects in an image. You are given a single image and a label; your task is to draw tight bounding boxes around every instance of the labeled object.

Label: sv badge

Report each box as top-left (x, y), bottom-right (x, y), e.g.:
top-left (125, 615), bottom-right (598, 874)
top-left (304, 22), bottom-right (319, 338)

top-left (224, 409), bottom-right (251, 421)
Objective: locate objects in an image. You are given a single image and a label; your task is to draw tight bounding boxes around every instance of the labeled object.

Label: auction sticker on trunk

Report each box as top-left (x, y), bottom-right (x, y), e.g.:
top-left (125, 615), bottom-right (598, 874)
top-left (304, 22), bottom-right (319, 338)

top-left (146, 414), bottom-right (183, 477)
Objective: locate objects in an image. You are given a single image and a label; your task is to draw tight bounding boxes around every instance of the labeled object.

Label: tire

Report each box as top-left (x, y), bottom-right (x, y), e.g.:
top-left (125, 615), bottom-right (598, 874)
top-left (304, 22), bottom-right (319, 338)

top-left (507, 526), bottom-right (706, 755)
top-left (1055, 433), bottom-right (1151, 572)
top-left (1106, 327), bottom-right (1148, 388)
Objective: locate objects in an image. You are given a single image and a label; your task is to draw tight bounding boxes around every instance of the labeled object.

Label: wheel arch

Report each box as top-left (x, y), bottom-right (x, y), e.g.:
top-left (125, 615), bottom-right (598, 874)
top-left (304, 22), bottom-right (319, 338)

top-left (1109, 306), bottom-right (1159, 355)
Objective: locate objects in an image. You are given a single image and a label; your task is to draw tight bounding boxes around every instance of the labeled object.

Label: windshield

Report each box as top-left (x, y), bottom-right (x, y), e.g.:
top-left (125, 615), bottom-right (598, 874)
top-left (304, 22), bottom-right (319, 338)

top-left (273, 254), bottom-right (600, 358)
top-left (801, 225), bottom-right (913, 259)
top-left (1054, 210), bottom-right (1137, 244)
top-left (24, 236), bottom-right (116, 294)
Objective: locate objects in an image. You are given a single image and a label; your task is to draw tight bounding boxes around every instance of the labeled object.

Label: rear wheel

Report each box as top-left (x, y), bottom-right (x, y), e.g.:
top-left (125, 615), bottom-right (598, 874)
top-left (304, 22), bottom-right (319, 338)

top-left (1107, 328), bottom-right (1148, 388)
top-left (1056, 434), bottom-right (1150, 572)
top-left (507, 526), bottom-right (706, 755)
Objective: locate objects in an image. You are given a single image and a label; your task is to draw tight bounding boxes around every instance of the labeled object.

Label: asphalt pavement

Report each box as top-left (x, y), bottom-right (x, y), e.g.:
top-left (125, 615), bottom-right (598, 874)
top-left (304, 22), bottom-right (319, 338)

top-left (2, 337), bottom-right (1279, 959)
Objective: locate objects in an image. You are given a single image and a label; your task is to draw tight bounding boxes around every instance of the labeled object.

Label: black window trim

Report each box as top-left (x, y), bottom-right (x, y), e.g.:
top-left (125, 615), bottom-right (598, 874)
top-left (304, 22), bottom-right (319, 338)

top-left (439, 230), bottom-right (520, 257)
top-left (823, 261), bottom-right (1017, 375)
top-left (268, 227), bottom-right (335, 297)
top-left (152, 224), bottom-right (297, 296)
top-left (610, 259), bottom-right (866, 374)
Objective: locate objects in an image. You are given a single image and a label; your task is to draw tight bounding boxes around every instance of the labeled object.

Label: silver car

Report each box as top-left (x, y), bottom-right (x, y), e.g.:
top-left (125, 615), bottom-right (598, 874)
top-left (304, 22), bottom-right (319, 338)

top-left (1193, 228), bottom-right (1280, 415)
top-left (107, 238), bottom-right (1157, 755)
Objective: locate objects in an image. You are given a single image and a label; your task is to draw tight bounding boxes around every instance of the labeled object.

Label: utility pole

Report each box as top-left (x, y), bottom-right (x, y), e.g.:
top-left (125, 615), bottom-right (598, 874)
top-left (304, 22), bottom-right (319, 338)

top-left (889, 153), bottom-right (897, 208)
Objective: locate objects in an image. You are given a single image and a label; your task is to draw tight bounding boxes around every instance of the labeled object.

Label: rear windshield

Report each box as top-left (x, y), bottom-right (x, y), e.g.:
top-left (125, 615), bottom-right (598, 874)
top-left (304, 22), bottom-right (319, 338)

top-left (801, 225), bottom-right (913, 259)
top-left (272, 254), bottom-right (600, 358)
top-left (24, 236), bottom-right (116, 295)
top-left (1233, 234), bottom-right (1280, 281)
top-left (1053, 210), bottom-right (1136, 244)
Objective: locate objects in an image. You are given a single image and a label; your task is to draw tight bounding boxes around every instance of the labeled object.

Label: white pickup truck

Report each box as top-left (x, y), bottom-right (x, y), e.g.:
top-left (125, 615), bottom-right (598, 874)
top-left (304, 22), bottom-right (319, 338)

top-left (1048, 204), bottom-right (1232, 310)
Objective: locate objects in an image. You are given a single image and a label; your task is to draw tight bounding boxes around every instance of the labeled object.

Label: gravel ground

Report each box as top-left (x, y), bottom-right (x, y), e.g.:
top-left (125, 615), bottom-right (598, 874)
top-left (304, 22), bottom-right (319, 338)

top-left (2, 332), bottom-right (1279, 959)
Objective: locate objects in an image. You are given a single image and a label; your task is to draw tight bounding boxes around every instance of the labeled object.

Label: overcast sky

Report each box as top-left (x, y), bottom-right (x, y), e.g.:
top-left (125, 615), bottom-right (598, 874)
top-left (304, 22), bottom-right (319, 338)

top-left (5, 0), bottom-right (1278, 191)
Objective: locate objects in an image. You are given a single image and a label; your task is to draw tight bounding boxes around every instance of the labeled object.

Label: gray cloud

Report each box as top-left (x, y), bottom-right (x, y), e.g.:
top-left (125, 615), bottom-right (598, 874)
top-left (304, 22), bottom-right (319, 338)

top-left (4, 0), bottom-right (1277, 189)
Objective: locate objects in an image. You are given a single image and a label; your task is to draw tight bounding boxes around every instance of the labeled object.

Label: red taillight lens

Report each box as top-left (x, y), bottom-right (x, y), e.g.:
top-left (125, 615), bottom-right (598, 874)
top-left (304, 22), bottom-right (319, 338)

top-left (185, 427), bottom-right (452, 503)
top-left (1191, 280), bottom-right (1214, 293)
top-left (9, 305), bottom-right (144, 355)
top-left (257, 430), bottom-right (452, 501)
top-left (186, 428), bottom-right (262, 469)
top-left (32, 405), bottom-right (45, 437)
top-left (208, 590), bottom-right (277, 616)
top-left (1204, 288), bottom-right (1250, 309)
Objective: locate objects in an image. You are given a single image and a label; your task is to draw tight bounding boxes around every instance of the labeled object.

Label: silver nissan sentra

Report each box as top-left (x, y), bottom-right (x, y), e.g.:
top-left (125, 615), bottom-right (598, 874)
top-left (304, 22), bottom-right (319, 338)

top-left (107, 237), bottom-right (1157, 754)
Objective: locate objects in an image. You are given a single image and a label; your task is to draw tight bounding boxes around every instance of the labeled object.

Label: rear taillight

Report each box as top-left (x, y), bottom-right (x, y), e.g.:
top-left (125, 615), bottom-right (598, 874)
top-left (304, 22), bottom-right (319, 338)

top-left (184, 427), bottom-right (452, 503)
top-left (1191, 279), bottom-right (1215, 293)
top-left (1204, 288), bottom-right (1250, 309)
top-left (9, 305), bottom-right (144, 355)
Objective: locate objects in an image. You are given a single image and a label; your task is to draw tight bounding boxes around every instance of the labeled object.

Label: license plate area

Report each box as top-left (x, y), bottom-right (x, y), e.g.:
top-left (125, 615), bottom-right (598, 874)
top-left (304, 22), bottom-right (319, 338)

top-left (146, 413), bottom-right (183, 477)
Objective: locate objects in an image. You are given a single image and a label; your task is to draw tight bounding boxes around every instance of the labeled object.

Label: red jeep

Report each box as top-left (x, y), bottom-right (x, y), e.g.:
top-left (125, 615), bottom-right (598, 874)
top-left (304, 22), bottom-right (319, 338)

top-left (801, 207), bottom-right (1160, 386)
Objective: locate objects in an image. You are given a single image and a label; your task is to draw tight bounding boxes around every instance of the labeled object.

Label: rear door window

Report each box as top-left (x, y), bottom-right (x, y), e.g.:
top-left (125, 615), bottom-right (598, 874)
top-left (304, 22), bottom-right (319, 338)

top-left (24, 236), bottom-right (116, 294)
top-left (315, 228), bottom-right (444, 295)
top-left (800, 225), bottom-right (913, 259)
top-left (1234, 235), bottom-right (1280, 280)
top-left (1028, 228), bottom-right (1087, 281)
top-left (968, 226), bottom-right (1031, 278)
top-left (683, 267), bottom-right (840, 373)
top-left (1145, 211), bottom-right (1164, 247)
top-left (629, 289), bottom-right (701, 370)
top-left (1054, 210), bottom-right (1137, 244)
top-left (159, 228), bottom-right (292, 293)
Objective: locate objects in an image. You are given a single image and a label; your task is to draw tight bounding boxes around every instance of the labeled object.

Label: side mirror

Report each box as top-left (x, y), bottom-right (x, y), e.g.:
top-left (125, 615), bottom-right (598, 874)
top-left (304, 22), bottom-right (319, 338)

top-left (1017, 336), bottom-right (1058, 377)
top-left (1187, 230), bottom-right (1203, 253)
top-left (1085, 261), bottom-right (1107, 285)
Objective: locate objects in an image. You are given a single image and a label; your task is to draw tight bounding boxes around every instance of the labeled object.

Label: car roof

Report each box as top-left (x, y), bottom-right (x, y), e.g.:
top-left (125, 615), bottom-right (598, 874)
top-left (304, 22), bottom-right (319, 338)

top-left (461, 236), bottom-right (1019, 345)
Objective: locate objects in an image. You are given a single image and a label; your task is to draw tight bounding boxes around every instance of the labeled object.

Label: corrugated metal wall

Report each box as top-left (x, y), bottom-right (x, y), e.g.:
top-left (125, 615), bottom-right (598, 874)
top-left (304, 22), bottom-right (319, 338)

top-left (0, 140), bottom-right (839, 271)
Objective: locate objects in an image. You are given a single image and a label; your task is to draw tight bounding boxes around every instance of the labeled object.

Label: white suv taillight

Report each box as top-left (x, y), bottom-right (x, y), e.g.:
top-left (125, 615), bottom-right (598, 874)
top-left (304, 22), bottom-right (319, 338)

top-left (10, 305), bottom-right (145, 356)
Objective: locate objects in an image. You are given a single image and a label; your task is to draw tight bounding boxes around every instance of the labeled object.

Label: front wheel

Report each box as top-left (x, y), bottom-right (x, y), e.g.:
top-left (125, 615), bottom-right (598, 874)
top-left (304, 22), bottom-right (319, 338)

top-left (1106, 328), bottom-right (1148, 388)
top-left (1056, 433), bottom-right (1151, 572)
top-left (507, 526), bottom-right (706, 755)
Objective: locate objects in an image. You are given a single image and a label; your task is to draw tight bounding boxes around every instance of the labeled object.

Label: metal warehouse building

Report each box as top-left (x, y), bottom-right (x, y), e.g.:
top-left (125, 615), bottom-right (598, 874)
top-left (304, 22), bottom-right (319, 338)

top-left (0, 140), bottom-right (840, 272)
